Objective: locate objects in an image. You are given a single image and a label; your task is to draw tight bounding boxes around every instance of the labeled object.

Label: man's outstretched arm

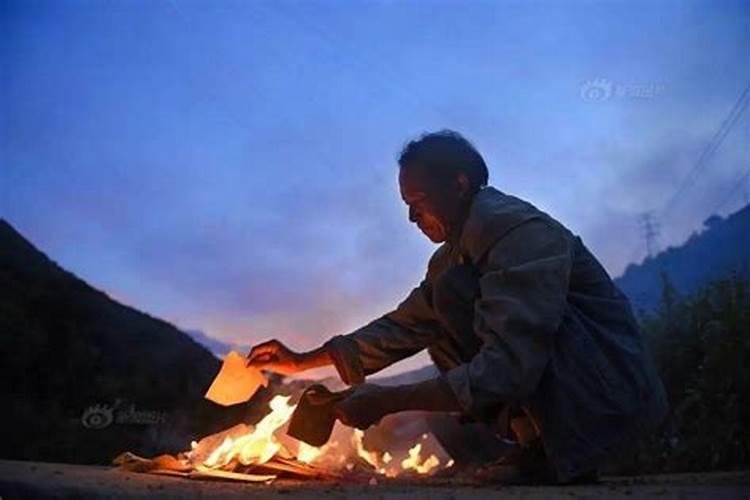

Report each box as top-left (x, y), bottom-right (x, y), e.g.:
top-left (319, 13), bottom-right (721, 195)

top-left (334, 376), bottom-right (461, 429)
top-left (246, 340), bottom-right (334, 374)
top-left (247, 272), bottom-right (445, 383)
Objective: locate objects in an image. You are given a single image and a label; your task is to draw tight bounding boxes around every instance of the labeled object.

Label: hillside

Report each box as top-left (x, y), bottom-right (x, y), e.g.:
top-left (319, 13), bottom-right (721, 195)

top-left (185, 328), bottom-right (250, 359)
top-left (0, 220), bottom-right (241, 464)
top-left (615, 204), bottom-right (750, 314)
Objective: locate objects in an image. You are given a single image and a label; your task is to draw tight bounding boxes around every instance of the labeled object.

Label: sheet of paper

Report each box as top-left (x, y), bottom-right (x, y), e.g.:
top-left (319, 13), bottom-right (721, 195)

top-left (191, 466), bottom-right (276, 483)
top-left (204, 351), bottom-right (268, 406)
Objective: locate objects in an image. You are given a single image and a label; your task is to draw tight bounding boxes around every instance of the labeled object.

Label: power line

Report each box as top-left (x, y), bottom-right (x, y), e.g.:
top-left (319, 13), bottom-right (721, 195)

top-left (709, 84), bottom-right (750, 215)
top-left (711, 164), bottom-right (750, 214)
top-left (661, 82), bottom-right (750, 216)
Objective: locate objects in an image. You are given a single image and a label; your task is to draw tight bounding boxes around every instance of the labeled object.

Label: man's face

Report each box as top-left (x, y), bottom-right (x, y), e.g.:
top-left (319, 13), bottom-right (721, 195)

top-left (399, 167), bottom-right (464, 243)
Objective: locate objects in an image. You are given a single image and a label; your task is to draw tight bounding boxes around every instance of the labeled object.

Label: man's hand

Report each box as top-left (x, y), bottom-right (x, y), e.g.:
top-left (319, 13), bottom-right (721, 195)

top-left (334, 384), bottom-right (397, 430)
top-left (246, 339), bottom-right (302, 375)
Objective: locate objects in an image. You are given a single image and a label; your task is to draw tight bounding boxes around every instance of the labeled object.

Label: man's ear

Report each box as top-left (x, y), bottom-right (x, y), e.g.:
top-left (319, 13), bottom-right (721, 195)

top-left (456, 172), bottom-right (471, 198)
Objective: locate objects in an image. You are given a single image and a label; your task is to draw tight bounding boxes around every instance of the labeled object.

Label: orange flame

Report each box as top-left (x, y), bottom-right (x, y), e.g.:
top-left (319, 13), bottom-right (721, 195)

top-left (188, 392), bottom-right (452, 478)
top-left (353, 429), bottom-right (380, 468)
top-left (400, 443), bottom-right (440, 474)
top-left (201, 395), bottom-right (297, 469)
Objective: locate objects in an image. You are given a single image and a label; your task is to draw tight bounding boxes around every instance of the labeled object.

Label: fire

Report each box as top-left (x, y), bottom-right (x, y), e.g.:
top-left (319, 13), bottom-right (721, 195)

top-left (186, 392), bottom-right (452, 479)
top-left (297, 442), bottom-right (322, 464)
top-left (297, 439), bottom-right (339, 465)
top-left (352, 427), bottom-right (444, 477)
top-left (201, 395), bottom-right (297, 469)
top-left (400, 443), bottom-right (440, 474)
top-left (353, 429), bottom-right (380, 469)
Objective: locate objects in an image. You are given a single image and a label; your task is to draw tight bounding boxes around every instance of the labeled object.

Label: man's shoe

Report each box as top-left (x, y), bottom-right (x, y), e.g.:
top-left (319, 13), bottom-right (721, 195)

top-left (459, 439), bottom-right (600, 485)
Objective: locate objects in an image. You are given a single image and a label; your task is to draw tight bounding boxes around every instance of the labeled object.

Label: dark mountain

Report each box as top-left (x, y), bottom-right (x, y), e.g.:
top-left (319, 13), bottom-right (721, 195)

top-left (0, 219), bottom-right (257, 464)
top-left (615, 204), bottom-right (750, 315)
top-left (184, 328), bottom-right (249, 359)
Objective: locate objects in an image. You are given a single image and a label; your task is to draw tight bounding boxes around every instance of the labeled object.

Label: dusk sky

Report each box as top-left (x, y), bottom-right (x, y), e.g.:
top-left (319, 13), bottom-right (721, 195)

top-left (2, 0), bottom-right (749, 375)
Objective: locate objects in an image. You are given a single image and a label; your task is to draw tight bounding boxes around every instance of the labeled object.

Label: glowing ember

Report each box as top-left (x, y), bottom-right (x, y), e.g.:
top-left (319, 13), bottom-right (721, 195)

top-left (351, 428), bottom-right (446, 477)
top-left (297, 441), bottom-right (324, 464)
top-left (353, 429), bottom-right (380, 468)
top-left (400, 443), bottom-right (440, 474)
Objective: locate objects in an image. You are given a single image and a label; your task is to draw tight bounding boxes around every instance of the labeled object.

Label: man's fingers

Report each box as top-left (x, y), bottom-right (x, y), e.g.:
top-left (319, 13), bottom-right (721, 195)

top-left (333, 407), bottom-right (352, 426)
top-left (247, 355), bottom-right (275, 368)
top-left (246, 341), bottom-right (280, 364)
top-left (335, 401), bottom-right (367, 428)
top-left (246, 354), bottom-right (277, 368)
top-left (333, 387), bottom-right (383, 430)
top-left (248, 349), bottom-right (275, 362)
top-left (249, 361), bottom-right (276, 371)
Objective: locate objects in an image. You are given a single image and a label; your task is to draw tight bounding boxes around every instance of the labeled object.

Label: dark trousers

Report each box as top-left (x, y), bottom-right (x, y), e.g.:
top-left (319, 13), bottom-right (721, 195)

top-left (425, 264), bottom-right (542, 463)
top-left (424, 264), bottom-right (507, 463)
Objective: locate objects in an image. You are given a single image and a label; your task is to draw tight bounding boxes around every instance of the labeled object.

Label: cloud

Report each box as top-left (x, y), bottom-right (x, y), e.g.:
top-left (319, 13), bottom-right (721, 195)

top-left (4, 0), bottom-right (748, 376)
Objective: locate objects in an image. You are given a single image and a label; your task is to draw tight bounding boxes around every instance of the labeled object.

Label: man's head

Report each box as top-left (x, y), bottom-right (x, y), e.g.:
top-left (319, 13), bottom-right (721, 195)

top-left (398, 130), bottom-right (489, 243)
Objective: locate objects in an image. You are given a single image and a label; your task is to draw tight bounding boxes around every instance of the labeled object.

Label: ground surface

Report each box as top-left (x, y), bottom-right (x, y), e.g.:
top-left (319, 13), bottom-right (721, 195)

top-left (0, 460), bottom-right (748, 499)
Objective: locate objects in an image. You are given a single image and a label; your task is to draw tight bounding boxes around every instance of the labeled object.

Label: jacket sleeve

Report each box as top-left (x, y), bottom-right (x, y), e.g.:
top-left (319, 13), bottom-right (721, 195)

top-left (325, 277), bottom-right (444, 385)
top-left (443, 218), bottom-right (574, 415)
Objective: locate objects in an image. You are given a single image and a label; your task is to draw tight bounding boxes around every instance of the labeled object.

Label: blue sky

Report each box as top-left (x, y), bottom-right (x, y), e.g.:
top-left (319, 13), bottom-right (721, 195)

top-left (2, 0), bottom-right (749, 375)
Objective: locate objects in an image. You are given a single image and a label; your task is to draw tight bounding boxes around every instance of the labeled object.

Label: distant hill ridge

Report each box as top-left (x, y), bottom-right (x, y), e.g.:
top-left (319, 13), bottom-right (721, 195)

top-left (615, 204), bottom-right (750, 314)
top-left (0, 219), bottom-right (223, 463)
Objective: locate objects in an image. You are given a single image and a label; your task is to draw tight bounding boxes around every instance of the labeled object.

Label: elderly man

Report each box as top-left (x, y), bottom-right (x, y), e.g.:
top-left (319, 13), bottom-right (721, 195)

top-left (247, 130), bottom-right (667, 483)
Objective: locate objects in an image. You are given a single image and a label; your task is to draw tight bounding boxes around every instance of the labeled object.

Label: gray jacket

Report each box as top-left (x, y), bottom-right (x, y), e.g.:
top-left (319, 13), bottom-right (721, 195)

top-left (327, 186), bottom-right (668, 480)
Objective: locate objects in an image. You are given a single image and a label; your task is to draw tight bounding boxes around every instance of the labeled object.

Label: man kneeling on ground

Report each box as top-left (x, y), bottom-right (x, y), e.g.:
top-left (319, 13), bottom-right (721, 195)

top-left (247, 130), bottom-right (668, 484)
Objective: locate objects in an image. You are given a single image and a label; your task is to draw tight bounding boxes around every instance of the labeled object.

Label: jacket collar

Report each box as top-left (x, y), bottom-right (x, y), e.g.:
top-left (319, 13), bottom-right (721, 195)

top-left (454, 186), bottom-right (542, 264)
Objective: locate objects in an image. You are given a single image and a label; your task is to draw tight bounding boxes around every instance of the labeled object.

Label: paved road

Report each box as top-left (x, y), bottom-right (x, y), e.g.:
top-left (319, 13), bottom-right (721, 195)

top-left (1, 459), bottom-right (749, 499)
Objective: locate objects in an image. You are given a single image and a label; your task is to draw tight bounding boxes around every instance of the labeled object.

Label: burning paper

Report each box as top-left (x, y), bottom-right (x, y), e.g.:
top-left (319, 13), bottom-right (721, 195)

top-left (115, 391), bottom-right (454, 484)
top-left (205, 351), bottom-right (268, 406)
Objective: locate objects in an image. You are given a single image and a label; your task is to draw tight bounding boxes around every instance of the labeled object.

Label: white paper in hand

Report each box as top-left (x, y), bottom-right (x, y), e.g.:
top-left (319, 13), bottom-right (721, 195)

top-left (204, 351), bottom-right (268, 406)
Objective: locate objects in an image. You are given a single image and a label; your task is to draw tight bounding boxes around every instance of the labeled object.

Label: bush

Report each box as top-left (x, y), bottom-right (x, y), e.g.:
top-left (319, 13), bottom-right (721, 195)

top-left (611, 274), bottom-right (750, 473)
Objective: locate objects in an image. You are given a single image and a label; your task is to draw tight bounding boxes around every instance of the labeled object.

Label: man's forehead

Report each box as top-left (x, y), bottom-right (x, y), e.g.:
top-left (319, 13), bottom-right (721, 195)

top-left (398, 169), bottom-right (429, 201)
top-left (399, 167), bottom-right (431, 190)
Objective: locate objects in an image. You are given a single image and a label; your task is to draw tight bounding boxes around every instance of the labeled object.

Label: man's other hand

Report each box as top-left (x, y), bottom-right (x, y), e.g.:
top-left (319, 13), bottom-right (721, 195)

top-left (334, 384), bottom-right (396, 430)
top-left (246, 339), bottom-right (301, 375)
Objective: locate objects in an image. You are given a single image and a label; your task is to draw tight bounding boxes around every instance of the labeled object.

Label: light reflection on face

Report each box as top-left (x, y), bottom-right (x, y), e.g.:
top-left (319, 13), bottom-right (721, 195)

top-left (398, 168), bottom-right (450, 243)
